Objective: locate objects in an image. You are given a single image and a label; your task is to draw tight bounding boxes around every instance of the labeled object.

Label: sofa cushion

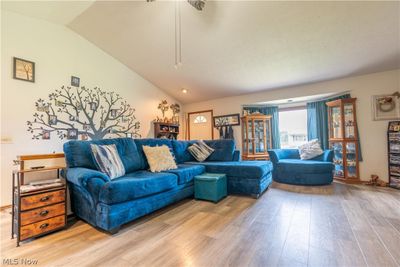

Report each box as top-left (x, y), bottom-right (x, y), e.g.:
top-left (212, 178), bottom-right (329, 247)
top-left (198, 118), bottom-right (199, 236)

top-left (277, 159), bottom-right (333, 174)
top-left (164, 164), bottom-right (205, 184)
top-left (188, 141), bottom-right (215, 162)
top-left (98, 171), bottom-right (178, 204)
top-left (91, 144), bottom-right (126, 179)
top-left (143, 145), bottom-right (177, 172)
top-left (186, 161), bottom-right (273, 180)
top-left (64, 138), bottom-right (142, 173)
top-left (172, 140), bottom-right (196, 163)
top-left (134, 139), bottom-right (174, 169)
top-left (204, 140), bottom-right (235, 161)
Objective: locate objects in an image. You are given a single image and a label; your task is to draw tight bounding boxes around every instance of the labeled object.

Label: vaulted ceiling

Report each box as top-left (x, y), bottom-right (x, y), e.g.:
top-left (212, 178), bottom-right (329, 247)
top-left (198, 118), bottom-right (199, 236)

top-left (3, 1), bottom-right (400, 104)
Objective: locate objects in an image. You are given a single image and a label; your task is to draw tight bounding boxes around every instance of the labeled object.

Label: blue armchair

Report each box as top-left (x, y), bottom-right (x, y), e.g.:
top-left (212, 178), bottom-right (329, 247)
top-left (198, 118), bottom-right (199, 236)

top-left (268, 149), bottom-right (334, 185)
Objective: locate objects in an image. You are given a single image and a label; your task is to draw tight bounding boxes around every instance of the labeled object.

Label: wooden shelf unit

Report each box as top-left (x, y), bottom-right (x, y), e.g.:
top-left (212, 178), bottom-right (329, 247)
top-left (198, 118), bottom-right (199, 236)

top-left (326, 98), bottom-right (361, 183)
top-left (241, 114), bottom-right (272, 161)
top-left (154, 122), bottom-right (180, 140)
top-left (12, 153), bottom-right (67, 247)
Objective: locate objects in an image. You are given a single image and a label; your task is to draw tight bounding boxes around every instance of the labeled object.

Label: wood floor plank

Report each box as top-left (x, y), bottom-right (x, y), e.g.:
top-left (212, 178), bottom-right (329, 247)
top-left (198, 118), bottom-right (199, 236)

top-left (1, 182), bottom-right (399, 267)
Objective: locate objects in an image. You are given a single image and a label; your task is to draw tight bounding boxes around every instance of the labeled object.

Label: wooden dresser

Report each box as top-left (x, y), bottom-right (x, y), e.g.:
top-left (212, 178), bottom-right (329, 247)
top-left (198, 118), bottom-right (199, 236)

top-left (12, 154), bottom-right (67, 246)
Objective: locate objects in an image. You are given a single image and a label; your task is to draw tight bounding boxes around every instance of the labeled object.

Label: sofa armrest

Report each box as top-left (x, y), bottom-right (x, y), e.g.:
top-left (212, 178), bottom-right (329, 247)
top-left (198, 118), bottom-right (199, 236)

top-left (66, 167), bottom-right (110, 187)
top-left (321, 150), bottom-right (334, 162)
top-left (233, 150), bottom-right (241, 161)
top-left (268, 150), bottom-right (281, 164)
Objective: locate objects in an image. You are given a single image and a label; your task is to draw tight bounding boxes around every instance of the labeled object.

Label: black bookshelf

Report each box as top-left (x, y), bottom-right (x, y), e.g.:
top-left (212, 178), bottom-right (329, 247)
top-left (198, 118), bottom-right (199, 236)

top-left (388, 121), bottom-right (400, 189)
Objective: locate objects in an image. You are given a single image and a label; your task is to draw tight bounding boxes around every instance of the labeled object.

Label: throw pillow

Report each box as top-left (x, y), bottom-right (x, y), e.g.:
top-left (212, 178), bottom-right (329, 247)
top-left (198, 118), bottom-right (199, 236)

top-left (142, 145), bottom-right (178, 172)
top-left (188, 140), bottom-right (215, 162)
top-left (298, 139), bottom-right (324, 160)
top-left (91, 144), bottom-right (125, 179)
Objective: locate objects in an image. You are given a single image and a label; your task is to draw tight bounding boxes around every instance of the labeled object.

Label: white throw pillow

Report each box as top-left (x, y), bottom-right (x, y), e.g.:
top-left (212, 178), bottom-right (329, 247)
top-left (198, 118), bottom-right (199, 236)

top-left (298, 139), bottom-right (324, 160)
top-left (91, 144), bottom-right (125, 179)
top-left (187, 140), bottom-right (215, 162)
top-left (143, 145), bottom-right (178, 172)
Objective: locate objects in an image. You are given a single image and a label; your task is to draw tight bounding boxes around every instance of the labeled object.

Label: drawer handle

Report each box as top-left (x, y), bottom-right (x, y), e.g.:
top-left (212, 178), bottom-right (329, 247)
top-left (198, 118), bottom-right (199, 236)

top-left (40, 196), bottom-right (51, 202)
top-left (39, 223), bottom-right (49, 229)
top-left (39, 210), bottom-right (49, 216)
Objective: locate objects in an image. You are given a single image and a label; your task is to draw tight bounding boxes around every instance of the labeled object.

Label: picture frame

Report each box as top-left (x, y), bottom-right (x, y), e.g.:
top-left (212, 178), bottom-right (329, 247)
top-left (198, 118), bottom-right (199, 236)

top-left (13, 57), bottom-right (35, 82)
top-left (213, 113), bottom-right (240, 127)
top-left (48, 115), bottom-right (57, 125)
top-left (71, 76), bottom-right (80, 87)
top-left (372, 95), bottom-right (400, 121)
top-left (67, 129), bottom-right (78, 140)
top-left (42, 130), bottom-right (50, 140)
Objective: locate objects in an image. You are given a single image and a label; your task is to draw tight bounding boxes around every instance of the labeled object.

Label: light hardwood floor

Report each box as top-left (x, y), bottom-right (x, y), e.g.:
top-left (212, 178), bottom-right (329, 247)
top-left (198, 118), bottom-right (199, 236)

top-left (1, 182), bottom-right (400, 267)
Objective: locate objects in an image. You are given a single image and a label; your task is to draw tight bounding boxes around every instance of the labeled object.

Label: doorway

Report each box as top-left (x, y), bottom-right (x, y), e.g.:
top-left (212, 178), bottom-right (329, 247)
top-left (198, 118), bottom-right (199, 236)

top-left (188, 110), bottom-right (214, 140)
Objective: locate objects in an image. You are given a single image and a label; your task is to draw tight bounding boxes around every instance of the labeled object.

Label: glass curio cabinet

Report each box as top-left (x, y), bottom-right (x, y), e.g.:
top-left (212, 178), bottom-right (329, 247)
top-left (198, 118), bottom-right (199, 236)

top-left (326, 98), bottom-right (360, 182)
top-left (241, 113), bottom-right (272, 160)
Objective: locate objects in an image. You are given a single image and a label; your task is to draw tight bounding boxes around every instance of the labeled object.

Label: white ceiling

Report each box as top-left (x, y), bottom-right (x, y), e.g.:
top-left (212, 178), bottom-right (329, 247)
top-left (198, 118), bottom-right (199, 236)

top-left (1, 1), bottom-right (94, 25)
top-left (3, 1), bottom-right (400, 104)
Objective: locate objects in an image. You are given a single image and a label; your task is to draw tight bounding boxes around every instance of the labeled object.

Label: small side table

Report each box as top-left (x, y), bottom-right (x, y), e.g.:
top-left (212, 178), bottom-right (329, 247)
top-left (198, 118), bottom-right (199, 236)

top-left (12, 153), bottom-right (67, 247)
top-left (194, 173), bottom-right (227, 203)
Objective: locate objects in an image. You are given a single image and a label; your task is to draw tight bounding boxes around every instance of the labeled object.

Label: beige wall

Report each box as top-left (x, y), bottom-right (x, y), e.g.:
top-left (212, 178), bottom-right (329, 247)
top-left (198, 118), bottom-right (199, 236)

top-left (183, 69), bottom-right (400, 182)
top-left (0, 10), bottom-right (180, 206)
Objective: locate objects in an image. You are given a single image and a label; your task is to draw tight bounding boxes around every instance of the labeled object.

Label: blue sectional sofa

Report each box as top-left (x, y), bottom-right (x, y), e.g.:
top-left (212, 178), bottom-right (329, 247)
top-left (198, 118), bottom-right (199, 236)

top-left (63, 138), bottom-right (273, 233)
top-left (268, 149), bottom-right (334, 185)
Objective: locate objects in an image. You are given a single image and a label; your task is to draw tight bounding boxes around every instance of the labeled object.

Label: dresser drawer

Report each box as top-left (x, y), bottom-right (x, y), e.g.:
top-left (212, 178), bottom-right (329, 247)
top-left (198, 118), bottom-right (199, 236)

top-left (21, 190), bottom-right (65, 211)
top-left (20, 215), bottom-right (65, 240)
top-left (21, 203), bottom-right (65, 226)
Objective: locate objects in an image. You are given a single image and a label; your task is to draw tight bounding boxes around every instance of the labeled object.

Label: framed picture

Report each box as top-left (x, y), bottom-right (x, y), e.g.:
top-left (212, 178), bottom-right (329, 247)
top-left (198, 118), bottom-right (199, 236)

top-left (81, 133), bottom-right (88, 140)
top-left (71, 76), bottom-right (80, 87)
top-left (213, 113), bottom-right (240, 127)
top-left (67, 129), bottom-right (78, 140)
top-left (42, 130), bottom-right (50, 140)
top-left (372, 95), bottom-right (400, 120)
top-left (48, 115), bottom-right (57, 125)
top-left (13, 57), bottom-right (35, 82)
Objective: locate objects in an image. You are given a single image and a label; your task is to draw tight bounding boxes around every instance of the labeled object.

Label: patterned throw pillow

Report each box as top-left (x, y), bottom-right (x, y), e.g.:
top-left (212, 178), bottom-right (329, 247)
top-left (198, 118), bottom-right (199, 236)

top-left (91, 144), bottom-right (125, 179)
top-left (188, 140), bottom-right (215, 162)
top-left (142, 145), bottom-right (178, 172)
top-left (298, 139), bottom-right (324, 160)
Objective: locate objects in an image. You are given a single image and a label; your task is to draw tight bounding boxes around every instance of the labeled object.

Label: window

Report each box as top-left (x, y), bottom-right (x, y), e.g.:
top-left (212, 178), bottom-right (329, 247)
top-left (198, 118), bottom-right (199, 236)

top-left (279, 108), bottom-right (308, 148)
top-left (193, 115), bottom-right (207, 124)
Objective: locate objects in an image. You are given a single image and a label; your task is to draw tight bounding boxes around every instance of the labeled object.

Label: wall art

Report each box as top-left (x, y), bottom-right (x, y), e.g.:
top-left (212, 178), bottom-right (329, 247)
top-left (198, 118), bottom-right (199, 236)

top-left (13, 57), bottom-right (35, 82)
top-left (27, 85), bottom-right (141, 140)
top-left (372, 93), bottom-right (400, 120)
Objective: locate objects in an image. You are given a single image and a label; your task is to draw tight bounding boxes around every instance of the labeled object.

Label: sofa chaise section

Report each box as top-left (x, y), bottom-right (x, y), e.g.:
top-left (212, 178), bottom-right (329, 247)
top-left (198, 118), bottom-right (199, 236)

top-left (268, 149), bottom-right (334, 185)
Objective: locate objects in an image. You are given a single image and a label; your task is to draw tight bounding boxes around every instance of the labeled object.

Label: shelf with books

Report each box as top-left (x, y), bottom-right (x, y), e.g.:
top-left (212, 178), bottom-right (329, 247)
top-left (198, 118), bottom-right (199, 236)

top-left (388, 121), bottom-right (400, 189)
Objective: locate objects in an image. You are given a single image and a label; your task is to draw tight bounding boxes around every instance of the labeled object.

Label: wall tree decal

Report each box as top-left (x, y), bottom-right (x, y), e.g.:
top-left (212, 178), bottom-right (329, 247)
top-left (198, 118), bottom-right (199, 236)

top-left (27, 85), bottom-right (141, 140)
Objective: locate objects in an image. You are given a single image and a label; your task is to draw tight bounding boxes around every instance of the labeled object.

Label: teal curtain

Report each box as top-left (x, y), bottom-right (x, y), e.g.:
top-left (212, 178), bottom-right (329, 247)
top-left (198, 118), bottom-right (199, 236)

top-left (243, 106), bottom-right (280, 149)
top-left (307, 94), bottom-right (362, 161)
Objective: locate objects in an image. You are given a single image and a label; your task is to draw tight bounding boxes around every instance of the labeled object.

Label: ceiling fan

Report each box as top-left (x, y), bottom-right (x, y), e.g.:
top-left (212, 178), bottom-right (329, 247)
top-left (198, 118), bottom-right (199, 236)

top-left (146, 0), bottom-right (206, 68)
top-left (146, 0), bottom-right (206, 11)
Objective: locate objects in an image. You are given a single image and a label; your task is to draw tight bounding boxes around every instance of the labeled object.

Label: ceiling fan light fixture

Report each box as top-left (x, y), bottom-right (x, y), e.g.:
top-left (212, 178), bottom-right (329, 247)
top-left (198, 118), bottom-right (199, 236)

top-left (187, 0), bottom-right (205, 11)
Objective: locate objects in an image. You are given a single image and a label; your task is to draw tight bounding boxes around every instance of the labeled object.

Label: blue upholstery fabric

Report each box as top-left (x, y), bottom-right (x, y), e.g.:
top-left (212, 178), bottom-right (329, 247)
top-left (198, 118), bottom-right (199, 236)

top-left (64, 138), bottom-right (142, 173)
top-left (186, 161), bottom-right (272, 179)
top-left (134, 138), bottom-right (174, 169)
top-left (186, 160), bottom-right (273, 197)
top-left (268, 149), bottom-right (334, 185)
top-left (232, 150), bottom-right (241, 161)
top-left (163, 164), bottom-right (205, 185)
top-left (99, 171), bottom-right (178, 204)
top-left (64, 138), bottom-right (274, 233)
top-left (96, 184), bottom-right (194, 230)
top-left (195, 173), bottom-right (227, 202)
top-left (66, 167), bottom-right (110, 187)
top-left (172, 140), bottom-right (196, 163)
top-left (276, 159), bottom-right (333, 173)
top-left (204, 139), bottom-right (235, 161)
